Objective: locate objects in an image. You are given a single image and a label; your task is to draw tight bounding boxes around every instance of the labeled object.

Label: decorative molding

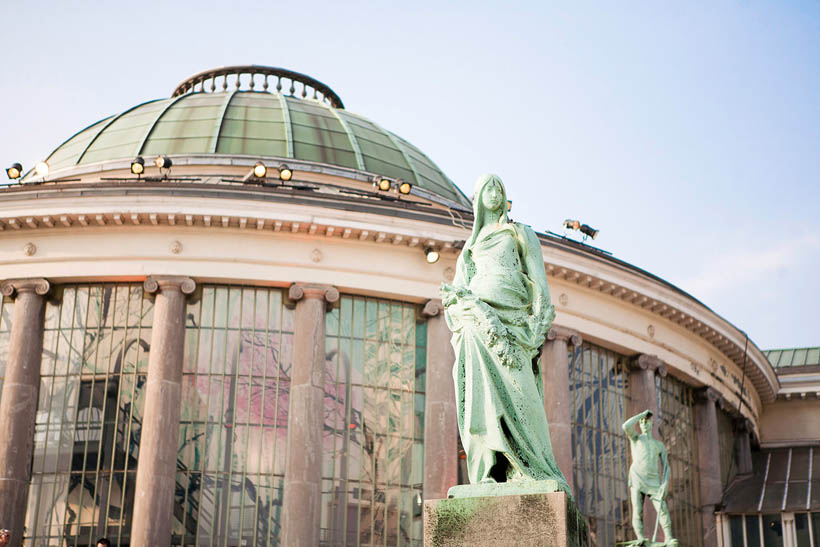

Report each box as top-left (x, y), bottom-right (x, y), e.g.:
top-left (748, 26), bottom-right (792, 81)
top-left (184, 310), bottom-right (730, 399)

top-left (287, 283), bottom-right (339, 311)
top-left (143, 276), bottom-right (196, 295)
top-left (422, 299), bottom-right (443, 318)
top-left (695, 386), bottom-right (721, 404)
top-left (0, 278), bottom-right (51, 298)
top-left (547, 325), bottom-right (582, 347)
top-left (628, 354), bottom-right (667, 377)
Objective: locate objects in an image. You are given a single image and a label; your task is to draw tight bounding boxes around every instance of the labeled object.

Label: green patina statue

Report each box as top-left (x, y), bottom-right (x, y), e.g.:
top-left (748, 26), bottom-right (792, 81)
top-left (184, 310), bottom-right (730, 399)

top-left (622, 410), bottom-right (678, 546)
top-left (441, 174), bottom-right (569, 492)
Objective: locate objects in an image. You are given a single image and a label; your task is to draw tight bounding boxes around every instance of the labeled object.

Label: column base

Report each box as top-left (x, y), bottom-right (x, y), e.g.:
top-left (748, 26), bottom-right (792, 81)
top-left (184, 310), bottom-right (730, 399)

top-left (424, 490), bottom-right (588, 546)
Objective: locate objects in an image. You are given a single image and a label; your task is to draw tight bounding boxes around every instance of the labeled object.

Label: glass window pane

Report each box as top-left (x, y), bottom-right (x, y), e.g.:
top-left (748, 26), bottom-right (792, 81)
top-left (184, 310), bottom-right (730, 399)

top-left (795, 513), bottom-right (811, 547)
top-left (322, 295), bottom-right (425, 546)
top-left (176, 285), bottom-right (292, 545)
top-left (761, 514), bottom-right (783, 546)
top-left (26, 284), bottom-right (152, 545)
top-left (746, 515), bottom-right (761, 547)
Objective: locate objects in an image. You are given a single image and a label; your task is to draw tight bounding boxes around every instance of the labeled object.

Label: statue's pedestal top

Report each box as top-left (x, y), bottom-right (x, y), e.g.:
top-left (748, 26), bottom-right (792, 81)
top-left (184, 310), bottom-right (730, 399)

top-left (424, 490), bottom-right (587, 547)
top-left (447, 479), bottom-right (560, 499)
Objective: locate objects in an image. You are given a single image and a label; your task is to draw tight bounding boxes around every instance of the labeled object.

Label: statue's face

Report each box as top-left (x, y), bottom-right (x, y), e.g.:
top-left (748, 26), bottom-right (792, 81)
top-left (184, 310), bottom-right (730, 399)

top-left (639, 416), bottom-right (652, 434)
top-left (481, 180), bottom-right (504, 213)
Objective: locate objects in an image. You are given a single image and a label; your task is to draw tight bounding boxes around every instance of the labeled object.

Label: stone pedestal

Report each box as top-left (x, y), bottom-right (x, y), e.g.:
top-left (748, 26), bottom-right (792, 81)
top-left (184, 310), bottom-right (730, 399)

top-left (424, 490), bottom-right (587, 547)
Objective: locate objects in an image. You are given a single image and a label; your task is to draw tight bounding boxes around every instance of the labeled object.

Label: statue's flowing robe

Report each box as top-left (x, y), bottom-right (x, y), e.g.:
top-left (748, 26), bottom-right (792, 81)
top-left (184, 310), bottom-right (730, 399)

top-left (442, 223), bottom-right (569, 490)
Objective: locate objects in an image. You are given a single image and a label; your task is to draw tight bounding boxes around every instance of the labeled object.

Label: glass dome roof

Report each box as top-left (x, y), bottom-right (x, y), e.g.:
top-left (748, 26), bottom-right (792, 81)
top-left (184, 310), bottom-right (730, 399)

top-left (39, 66), bottom-right (470, 207)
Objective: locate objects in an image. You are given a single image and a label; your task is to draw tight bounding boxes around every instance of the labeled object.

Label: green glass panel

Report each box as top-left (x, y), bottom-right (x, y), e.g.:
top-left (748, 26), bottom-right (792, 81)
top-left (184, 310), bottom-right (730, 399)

top-left (286, 98), bottom-right (357, 169)
top-left (568, 342), bottom-right (631, 546)
top-left (45, 117), bottom-right (112, 171)
top-left (0, 297), bottom-right (10, 406)
top-left (176, 285), bottom-right (292, 545)
top-left (322, 295), bottom-right (425, 546)
top-left (80, 100), bottom-right (169, 164)
top-left (26, 284), bottom-right (152, 545)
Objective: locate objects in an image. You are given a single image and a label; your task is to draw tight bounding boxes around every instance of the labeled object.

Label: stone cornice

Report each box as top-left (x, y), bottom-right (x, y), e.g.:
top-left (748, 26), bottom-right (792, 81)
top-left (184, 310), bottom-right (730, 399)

top-left (694, 386), bottom-right (721, 404)
top-left (421, 299), bottom-right (443, 318)
top-left (0, 278), bottom-right (51, 297)
top-left (0, 187), bottom-right (778, 404)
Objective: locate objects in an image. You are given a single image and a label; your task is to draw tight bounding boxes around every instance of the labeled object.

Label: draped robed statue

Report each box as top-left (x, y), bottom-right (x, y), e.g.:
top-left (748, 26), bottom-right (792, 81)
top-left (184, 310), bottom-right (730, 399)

top-left (441, 174), bottom-right (570, 492)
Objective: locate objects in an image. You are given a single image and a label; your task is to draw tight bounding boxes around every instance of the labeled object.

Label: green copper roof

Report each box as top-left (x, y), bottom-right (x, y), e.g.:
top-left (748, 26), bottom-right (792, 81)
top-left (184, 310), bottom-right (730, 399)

top-left (43, 91), bottom-right (470, 207)
top-left (763, 347), bottom-right (820, 368)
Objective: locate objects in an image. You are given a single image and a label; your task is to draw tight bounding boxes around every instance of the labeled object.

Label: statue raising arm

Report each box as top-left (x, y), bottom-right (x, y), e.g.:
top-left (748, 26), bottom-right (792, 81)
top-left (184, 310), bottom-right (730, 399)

top-left (622, 409), bottom-right (651, 442)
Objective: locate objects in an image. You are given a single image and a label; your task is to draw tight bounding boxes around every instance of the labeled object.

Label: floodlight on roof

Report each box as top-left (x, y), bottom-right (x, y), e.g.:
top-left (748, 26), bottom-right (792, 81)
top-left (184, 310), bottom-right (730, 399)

top-left (131, 157), bottom-right (145, 175)
top-left (424, 247), bottom-right (440, 264)
top-left (5, 163), bottom-right (22, 180)
top-left (398, 180), bottom-right (412, 195)
top-left (374, 176), bottom-right (392, 192)
top-left (278, 164), bottom-right (292, 181)
top-left (253, 162), bottom-right (267, 178)
top-left (154, 155), bottom-right (172, 169)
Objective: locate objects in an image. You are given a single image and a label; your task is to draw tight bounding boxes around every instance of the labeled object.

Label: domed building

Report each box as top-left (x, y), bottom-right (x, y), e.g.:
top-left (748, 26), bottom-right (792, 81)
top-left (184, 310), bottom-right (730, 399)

top-left (0, 65), bottom-right (814, 547)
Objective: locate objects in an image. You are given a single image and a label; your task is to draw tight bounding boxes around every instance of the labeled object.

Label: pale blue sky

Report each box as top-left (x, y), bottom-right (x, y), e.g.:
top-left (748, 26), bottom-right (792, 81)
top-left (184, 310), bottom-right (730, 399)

top-left (2, 1), bottom-right (818, 349)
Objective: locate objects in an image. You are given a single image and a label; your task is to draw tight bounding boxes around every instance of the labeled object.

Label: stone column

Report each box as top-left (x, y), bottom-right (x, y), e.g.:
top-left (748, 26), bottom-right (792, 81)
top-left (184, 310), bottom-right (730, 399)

top-left (626, 354), bottom-right (666, 540)
top-left (131, 276), bottom-right (195, 547)
top-left (281, 283), bottom-right (339, 547)
top-left (734, 418), bottom-right (754, 475)
top-left (0, 278), bottom-right (50, 547)
top-left (694, 387), bottom-right (722, 547)
top-left (422, 299), bottom-right (459, 501)
top-left (540, 325), bottom-right (581, 494)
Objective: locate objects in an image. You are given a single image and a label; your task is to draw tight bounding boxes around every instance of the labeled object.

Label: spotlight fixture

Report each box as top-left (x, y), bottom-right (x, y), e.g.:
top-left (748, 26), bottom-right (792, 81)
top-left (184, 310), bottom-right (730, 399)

top-left (278, 164), bottom-right (292, 181)
top-left (397, 180), bottom-right (412, 195)
top-left (34, 161), bottom-right (49, 178)
top-left (154, 155), bottom-right (172, 169)
top-left (373, 176), bottom-right (392, 192)
top-left (506, 200), bottom-right (512, 212)
top-left (424, 247), bottom-right (440, 264)
top-left (131, 157), bottom-right (145, 175)
top-left (579, 224), bottom-right (599, 239)
top-left (563, 219), bottom-right (599, 240)
top-left (5, 163), bottom-right (22, 180)
top-left (253, 162), bottom-right (267, 178)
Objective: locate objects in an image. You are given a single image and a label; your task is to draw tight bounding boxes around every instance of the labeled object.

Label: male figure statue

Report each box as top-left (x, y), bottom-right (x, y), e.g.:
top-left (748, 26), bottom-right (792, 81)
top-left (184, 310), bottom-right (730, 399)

top-left (622, 410), bottom-right (677, 546)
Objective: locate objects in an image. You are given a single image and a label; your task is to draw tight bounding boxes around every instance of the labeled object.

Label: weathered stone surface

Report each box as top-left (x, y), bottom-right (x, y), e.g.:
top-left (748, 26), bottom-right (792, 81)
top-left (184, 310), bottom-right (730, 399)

top-left (423, 299), bottom-right (459, 502)
top-left (0, 278), bottom-right (49, 547)
top-left (282, 283), bottom-right (336, 547)
top-left (448, 479), bottom-right (559, 499)
top-left (695, 388), bottom-right (721, 547)
top-left (131, 276), bottom-right (195, 547)
top-left (541, 326), bottom-right (581, 493)
top-left (424, 491), bottom-right (588, 547)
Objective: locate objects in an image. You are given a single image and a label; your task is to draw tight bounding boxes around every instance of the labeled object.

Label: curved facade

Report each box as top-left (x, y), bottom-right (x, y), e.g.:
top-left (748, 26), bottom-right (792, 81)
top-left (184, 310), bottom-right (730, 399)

top-left (0, 66), bottom-right (794, 546)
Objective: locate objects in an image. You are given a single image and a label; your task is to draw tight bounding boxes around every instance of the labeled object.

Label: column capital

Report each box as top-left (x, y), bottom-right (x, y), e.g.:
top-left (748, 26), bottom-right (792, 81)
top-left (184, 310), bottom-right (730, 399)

top-left (287, 283), bottom-right (339, 310)
top-left (695, 386), bottom-right (721, 404)
top-left (422, 298), bottom-right (443, 318)
top-left (628, 354), bottom-right (667, 377)
top-left (143, 275), bottom-right (195, 295)
top-left (547, 325), bottom-right (582, 346)
top-left (733, 417), bottom-right (753, 433)
top-left (1, 278), bottom-right (50, 298)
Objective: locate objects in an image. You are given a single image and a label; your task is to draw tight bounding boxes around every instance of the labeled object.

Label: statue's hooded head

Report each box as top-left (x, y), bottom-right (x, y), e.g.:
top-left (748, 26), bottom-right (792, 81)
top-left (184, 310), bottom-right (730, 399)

top-left (468, 174), bottom-right (509, 249)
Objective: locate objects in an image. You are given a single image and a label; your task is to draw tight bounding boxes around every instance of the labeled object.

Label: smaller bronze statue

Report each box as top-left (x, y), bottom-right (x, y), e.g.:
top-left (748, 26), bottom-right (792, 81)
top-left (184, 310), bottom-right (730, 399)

top-left (622, 410), bottom-right (677, 546)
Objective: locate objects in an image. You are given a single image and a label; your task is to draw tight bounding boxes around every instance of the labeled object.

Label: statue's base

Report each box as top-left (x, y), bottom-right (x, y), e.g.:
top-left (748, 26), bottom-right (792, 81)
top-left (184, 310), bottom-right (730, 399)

top-left (447, 479), bottom-right (560, 498)
top-left (424, 489), bottom-right (588, 547)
